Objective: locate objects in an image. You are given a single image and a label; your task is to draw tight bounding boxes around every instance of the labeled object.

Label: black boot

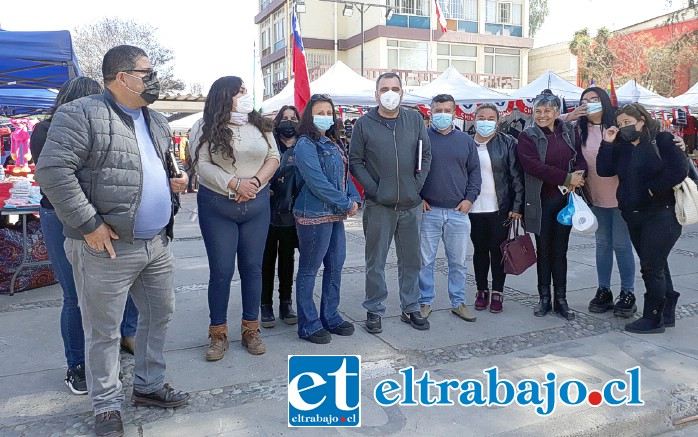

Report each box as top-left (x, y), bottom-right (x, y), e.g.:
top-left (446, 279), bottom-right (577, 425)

top-left (260, 304), bottom-right (275, 328)
top-left (279, 300), bottom-right (298, 325)
top-left (662, 290), bottom-right (680, 328)
top-left (534, 285), bottom-right (552, 317)
top-left (625, 294), bottom-right (666, 334)
top-left (553, 285), bottom-right (575, 320)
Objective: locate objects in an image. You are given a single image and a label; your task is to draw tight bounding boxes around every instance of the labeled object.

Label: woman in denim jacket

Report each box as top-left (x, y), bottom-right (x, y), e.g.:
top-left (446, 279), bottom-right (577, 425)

top-left (293, 94), bottom-right (362, 344)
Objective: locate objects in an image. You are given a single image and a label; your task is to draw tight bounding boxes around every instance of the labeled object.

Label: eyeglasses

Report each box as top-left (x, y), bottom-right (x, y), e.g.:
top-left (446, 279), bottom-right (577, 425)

top-left (310, 93), bottom-right (331, 102)
top-left (124, 69), bottom-right (157, 76)
top-left (580, 96), bottom-right (600, 104)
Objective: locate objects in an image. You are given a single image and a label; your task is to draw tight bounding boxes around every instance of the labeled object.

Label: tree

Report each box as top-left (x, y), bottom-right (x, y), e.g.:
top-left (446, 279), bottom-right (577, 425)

top-left (73, 17), bottom-right (185, 94)
top-left (529, 0), bottom-right (549, 38)
top-left (569, 26), bottom-right (698, 96)
top-left (189, 82), bottom-right (204, 96)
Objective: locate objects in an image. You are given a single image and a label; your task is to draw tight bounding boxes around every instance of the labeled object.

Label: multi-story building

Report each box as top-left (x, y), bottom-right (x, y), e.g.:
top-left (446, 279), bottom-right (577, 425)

top-left (256, 0), bottom-right (533, 99)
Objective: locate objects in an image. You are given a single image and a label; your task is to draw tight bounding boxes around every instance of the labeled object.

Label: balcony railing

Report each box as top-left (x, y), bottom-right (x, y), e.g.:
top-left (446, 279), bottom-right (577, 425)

top-left (307, 65), bottom-right (519, 90)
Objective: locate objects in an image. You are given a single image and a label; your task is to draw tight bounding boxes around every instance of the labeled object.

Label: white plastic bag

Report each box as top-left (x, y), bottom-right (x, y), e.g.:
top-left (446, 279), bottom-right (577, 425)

top-left (571, 192), bottom-right (598, 234)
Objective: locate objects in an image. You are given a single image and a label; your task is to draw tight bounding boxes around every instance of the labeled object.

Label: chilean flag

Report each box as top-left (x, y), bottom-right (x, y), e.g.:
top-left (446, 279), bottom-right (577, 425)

top-left (292, 9), bottom-right (311, 114)
top-left (434, 0), bottom-right (448, 32)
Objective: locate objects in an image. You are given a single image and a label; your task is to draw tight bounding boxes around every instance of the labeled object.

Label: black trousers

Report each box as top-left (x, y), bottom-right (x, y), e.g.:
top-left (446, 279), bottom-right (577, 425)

top-left (261, 225), bottom-right (298, 305)
top-left (623, 205), bottom-right (681, 301)
top-left (535, 194), bottom-right (572, 288)
top-left (470, 211), bottom-right (509, 291)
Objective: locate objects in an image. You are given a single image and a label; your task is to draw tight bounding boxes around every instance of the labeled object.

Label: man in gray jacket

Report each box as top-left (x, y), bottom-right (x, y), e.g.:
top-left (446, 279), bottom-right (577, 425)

top-left (35, 45), bottom-right (190, 437)
top-left (349, 72), bottom-right (432, 333)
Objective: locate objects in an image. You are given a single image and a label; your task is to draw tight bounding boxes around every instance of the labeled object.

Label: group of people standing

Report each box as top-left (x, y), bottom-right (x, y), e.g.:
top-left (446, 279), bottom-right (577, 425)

top-left (30, 44), bottom-right (689, 437)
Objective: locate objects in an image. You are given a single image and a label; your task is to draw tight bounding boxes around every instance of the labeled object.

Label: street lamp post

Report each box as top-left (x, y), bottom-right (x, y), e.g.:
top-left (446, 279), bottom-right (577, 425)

top-left (320, 0), bottom-right (394, 78)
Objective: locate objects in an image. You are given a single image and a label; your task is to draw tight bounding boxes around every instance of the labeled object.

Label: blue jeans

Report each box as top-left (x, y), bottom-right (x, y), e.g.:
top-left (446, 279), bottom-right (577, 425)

top-left (592, 206), bottom-right (635, 292)
top-left (418, 207), bottom-right (471, 307)
top-left (197, 185), bottom-right (270, 325)
top-left (40, 207), bottom-right (138, 368)
top-left (295, 220), bottom-right (346, 337)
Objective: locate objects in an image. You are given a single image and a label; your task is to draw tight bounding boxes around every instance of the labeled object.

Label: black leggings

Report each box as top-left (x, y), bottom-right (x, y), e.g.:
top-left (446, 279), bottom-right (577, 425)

top-left (470, 211), bottom-right (509, 291)
top-left (535, 194), bottom-right (572, 288)
top-left (261, 225), bottom-right (298, 305)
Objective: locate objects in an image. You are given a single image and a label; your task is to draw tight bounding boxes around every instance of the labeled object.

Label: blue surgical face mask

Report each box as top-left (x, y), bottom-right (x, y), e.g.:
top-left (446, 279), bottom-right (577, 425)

top-left (313, 115), bottom-right (334, 132)
top-left (432, 113), bottom-right (453, 131)
top-left (586, 102), bottom-right (603, 114)
top-left (475, 120), bottom-right (497, 137)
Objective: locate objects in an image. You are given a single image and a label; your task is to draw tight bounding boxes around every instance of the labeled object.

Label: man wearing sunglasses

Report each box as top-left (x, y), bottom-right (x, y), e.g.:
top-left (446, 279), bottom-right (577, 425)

top-left (36, 45), bottom-right (190, 437)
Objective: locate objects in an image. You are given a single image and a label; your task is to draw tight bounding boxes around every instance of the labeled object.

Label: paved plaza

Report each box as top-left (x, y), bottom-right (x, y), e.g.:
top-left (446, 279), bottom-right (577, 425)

top-left (1, 193), bottom-right (697, 436)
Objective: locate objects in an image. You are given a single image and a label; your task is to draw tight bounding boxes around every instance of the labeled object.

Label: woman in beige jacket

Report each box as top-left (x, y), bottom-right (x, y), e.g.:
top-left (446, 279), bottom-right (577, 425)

top-left (191, 76), bottom-right (279, 360)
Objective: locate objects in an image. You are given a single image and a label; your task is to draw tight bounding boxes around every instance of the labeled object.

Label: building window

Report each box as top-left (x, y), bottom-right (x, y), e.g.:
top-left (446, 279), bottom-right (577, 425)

top-left (484, 46), bottom-right (520, 76)
top-left (388, 39), bottom-right (428, 70)
top-left (305, 50), bottom-right (333, 69)
top-left (485, 1), bottom-right (522, 36)
top-left (273, 59), bottom-right (287, 83)
top-left (260, 0), bottom-right (271, 11)
top-left (272, 9), bottom-right (286, 52)
top-left (437, 0), bottom-right (462, 19)
top-left (437, 43), bottom-right (477, 73)
top-left (260, 17), bottom-right (271, 57)
top-left (387, 0), bottom-right (428, 16)
top-left (263, 66), bottom-right (272, 98)
top-left (497, 2), bottom-right (511, 24)
top-left (436, 0), bottom-right (478, 32)
top-left (464, 0), bottom-right (477, 21)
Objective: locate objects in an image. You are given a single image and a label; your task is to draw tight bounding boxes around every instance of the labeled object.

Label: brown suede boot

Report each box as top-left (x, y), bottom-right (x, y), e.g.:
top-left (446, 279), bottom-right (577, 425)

top-left (206, 324), bottom-right (228, 361)
top-left (241, 320), bottom-right (266, 355)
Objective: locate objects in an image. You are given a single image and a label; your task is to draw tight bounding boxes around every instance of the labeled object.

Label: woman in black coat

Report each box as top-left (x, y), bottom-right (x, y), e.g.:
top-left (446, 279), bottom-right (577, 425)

top-left (597, 103), bottom-right (688, 334)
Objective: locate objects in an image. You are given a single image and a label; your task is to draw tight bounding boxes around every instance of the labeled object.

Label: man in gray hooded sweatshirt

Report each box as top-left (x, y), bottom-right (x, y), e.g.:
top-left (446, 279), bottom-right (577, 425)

top-left (349, 72), bottom-right (432, 334)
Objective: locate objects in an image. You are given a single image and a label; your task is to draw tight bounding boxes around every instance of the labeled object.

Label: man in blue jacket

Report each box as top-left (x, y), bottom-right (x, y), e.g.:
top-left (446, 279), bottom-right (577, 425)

top-left (349, 73), bottom-right (432, 334)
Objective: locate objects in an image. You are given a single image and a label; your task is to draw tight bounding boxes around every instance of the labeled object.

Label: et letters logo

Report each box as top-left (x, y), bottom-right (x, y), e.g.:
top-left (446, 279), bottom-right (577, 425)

top-left (288, 355), bottom-right (361, 427)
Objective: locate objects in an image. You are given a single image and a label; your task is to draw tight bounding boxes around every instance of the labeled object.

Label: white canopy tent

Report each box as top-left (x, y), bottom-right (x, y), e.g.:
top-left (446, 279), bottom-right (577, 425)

top-left (169, 112), bottom-right (203, 132)
top-left (509, 70), bottom-right (585, 101)
top-left (673, 81), bottom-right (698, 111)
top-left (401, 66), bottom-right (513, 105)
top-left (616, 80), bottom-right (680, 110)
top-left (260, 61), bottom-right (378, 114)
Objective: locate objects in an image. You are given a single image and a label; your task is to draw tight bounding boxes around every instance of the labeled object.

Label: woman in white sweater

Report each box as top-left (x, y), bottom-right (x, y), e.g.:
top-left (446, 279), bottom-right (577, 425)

top-left (191, 76), bottom-right (279, 361)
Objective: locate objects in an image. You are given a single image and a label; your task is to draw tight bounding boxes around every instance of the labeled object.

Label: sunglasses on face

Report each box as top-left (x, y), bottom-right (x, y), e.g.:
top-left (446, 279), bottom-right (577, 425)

top-left (124, 69), bottom-right (158, 81)
top-left (310, 93), bottom-right (332, 102)
top-left (535, 94), bottom-right (558, 102)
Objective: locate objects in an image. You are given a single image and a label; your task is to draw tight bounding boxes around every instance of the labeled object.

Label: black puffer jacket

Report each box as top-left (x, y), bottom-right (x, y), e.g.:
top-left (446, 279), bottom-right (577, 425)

top-left (35, 89), bottom-right (177, 243)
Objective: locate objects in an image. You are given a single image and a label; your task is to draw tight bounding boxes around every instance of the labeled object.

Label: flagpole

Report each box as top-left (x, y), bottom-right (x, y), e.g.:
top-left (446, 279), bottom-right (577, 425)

top-left (428, 0), bottom-right (433, 72)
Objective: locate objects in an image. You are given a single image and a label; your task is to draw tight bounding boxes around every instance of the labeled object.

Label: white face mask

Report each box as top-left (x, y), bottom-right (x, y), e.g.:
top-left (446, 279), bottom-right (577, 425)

top-left (379, 90), bottom-right (401, 111)
top-left (229, 112), bottom-right (248, 125)
top-left (234, 93), bottom-right (254, 114)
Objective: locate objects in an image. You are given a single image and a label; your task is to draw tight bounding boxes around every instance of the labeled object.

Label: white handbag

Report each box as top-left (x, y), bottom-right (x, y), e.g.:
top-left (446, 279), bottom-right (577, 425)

top-left (674, 177), bottom-right (698, 226)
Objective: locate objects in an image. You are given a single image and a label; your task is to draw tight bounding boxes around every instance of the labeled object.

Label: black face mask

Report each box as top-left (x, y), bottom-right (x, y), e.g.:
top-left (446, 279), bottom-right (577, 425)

top-left (276, 120), bottom-right (298, 139)
top-left (139, 73), bottom-right (161, 104)
top-left (619, 124), bottom-right (641, 142)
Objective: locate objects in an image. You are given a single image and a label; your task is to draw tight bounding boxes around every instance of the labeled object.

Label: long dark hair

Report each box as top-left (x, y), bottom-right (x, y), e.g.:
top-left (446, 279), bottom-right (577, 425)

top-left (296, 95), bottom-right (338, 142)
top-left (273, 105), bottom-right (300, 150)
top-left (193, 76), bottom-right (272, 168)
top-left (614, 103), bottom-right (660, 143)
top-left (578, 86), bottom-right (614, 146)
top-left (48, 77), bottom-right (103, 119)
